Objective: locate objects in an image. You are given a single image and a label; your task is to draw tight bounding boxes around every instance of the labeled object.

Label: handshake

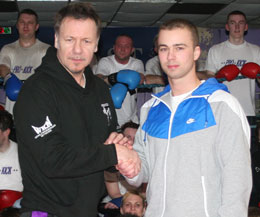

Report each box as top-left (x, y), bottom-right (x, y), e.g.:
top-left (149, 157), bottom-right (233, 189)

top-left (216, 62), bottom-right (260, 82)
top-left (105, 132), bottom-right (141, 179)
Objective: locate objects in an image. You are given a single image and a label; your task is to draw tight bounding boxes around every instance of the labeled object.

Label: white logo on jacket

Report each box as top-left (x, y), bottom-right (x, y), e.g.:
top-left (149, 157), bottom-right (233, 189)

top-left (31, 116), bottom-right (56, 139)
top-left (101, 103), bottom-right (112, 126)
top-left (186, 118), bottom-right (195, 124)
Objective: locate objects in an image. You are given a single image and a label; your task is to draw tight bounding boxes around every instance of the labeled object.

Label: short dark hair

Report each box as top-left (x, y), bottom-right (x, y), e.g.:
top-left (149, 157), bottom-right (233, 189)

top-left (18, 8), bottom-right (39, 24)
top-left (114, 34), bottom-right (134, 46)
top-left (159, 18), bottom-right (199, 47)
top-left (227, 10), bottom-right (247, 23)
top-left (121, 121), bottom-right (139, 133)
top-left (54, 2), bottom-right (101, 37)
top-left (0, 110), bottom-right (13, 132)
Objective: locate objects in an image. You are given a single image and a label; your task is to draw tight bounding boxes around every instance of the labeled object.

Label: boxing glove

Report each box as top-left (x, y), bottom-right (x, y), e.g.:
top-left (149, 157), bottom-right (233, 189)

top-left (110, 196), bottom-right (123, 208)
top-left (4, 73), bottom-right (22, 101)
top-left (0, 190), bottom-right (22, 211)
top-left (216, 64), bottom-right (239, 82)
top-left (108, 69), bottom-right (141, 90)
top-left (241, 62), bottom-right (260, 79)
top-left (110, 83), bottom-right (128, 109)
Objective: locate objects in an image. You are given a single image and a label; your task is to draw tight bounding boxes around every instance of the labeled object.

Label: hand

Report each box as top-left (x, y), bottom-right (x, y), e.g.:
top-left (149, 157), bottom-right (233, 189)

top-left (0, 64), bottom-right (10, 78)
top-left (139, 73), bottom-right (145, 84)
top-left (115, 144), bottom-right (141, 178)
top-left (104, 202), bottom-right (119, 209)
top-left (104, 132), bottom-right (133, 149)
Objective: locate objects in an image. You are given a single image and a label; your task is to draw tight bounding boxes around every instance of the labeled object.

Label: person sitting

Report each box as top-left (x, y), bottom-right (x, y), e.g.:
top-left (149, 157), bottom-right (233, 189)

top-left (0, 110), bottom-right (23, 211)
top-left (99, 122), bottom-right (142, 216)
top-left (95, 34), bottom-right (145, 127)
top-left (119, 190), bottom-right (146, 217)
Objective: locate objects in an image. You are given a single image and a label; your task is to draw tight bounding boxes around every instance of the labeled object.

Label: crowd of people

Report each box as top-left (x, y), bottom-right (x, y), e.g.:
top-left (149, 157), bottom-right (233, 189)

top-left (0, 2), bottom-right (259, 217)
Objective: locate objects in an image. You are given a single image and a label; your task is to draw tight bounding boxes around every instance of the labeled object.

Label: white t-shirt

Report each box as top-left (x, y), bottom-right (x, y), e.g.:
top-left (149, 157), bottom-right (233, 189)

top-left (205, 40), bottom-right (260, 116)
top-left (145, 55), bottom-right (165, 93)
top-left (0, 140), bottom-right (23, 191)
top-left (96, 55), bottom-right (144, 127)
top-left (0, 39), bottom-right (50, 114)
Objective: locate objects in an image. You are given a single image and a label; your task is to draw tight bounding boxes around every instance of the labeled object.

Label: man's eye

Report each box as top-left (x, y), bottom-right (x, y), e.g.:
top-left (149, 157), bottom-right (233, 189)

top-left (159, 48), bottom-right (167, 52)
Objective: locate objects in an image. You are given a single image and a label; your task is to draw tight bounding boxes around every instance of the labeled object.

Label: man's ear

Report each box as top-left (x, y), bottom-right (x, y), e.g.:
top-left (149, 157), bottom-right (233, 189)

top-left (245, 23), bottom-right (248, 32)
top-left (35, 23), bottom-right (39, 32)
top-left (225, 23), bottom-right (230, 32)
top-left (4, 128), bottom-right (10, 138)
top-left (194, 46), bottom-right (201, 61)
top-left (94, 37), bottom-right (99, 53)
top-left (54, 34), bottom-right (59, 49)
top-left (131, 47), bottom-right (135, 55)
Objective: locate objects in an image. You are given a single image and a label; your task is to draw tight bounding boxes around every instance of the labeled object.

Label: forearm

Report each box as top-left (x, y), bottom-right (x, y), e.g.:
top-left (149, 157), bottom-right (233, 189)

top-left (0, 64), bottom-right (10, 78)
top-left (145, 74), bottom-right (165, 85)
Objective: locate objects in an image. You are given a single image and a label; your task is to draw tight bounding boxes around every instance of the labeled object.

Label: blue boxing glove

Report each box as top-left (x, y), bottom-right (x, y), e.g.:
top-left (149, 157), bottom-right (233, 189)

top-left (110, 83), bottom-right (127, 109)
top-left (108, 69), bottom-right (140, 90)
top-left (110, 196), bottom-right (123, 208)
top-left (4, 73), bottom-right (22, 101)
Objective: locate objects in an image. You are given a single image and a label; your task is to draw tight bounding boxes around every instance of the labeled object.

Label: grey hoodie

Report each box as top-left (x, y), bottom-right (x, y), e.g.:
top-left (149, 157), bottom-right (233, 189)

top-left (127, 78), bottom-right (252, 217)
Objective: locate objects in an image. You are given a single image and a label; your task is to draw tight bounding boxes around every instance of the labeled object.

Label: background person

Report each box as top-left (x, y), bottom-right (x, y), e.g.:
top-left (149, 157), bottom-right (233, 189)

top-left (95, 34), bottom-right (145, 127)
top-left (0, 9), bottom-right (50, 114)
top-left (120, 190), bottom-right (146, 217)
top-left (0, 110), bottom-right (22, 211)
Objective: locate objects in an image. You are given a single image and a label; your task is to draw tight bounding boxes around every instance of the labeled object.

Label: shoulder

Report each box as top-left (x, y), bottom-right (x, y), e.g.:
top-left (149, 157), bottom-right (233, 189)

top-left (146, 56), bottom-right (158, 65)
top-left (36, 39), bottom-right (50, 48)
top-left (1, 40), bottom-right (18, 52)
top-left (130, 56), bottom-right (143, 64)
top-left (99, 55), bottom-right (114, 64)
top-left (245, 41), bottom-right (260, 50)
top-left (209, 89), bottom-right (246, 121)
top-left (10, 140), bottom-right (18, 149)
top-left (209, 41), bottom-right (227, 51)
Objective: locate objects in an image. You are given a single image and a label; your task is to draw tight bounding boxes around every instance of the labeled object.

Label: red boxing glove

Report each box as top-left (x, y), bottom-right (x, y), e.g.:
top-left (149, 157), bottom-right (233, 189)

top-left (241, 62), bottom-right (260, 79)
top-left (216, 64), bottom-right (239, 82)
top-left (0, 190), bottom-right (22, 211)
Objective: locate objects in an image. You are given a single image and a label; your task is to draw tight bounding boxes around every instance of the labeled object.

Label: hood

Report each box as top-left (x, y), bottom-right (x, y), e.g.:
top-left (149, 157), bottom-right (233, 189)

top-left (155, 78), bottom-right (229, 99)
top-left (36, 46), bottom-right (95, 91)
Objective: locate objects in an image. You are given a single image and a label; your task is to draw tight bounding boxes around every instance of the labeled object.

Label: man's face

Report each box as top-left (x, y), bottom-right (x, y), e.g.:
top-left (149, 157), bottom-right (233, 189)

top-left (113, 36), bottom-right (134, 63)
top-left (226, 14), bottom-right (248, 41)
top-left (16, 13), bottom-right (39, 39)
top-left (123, 127), bottom-right (137, 144)
top-left (55, 17), bottom-right (99, 75)
top-left (158, 28), bottom-right (200, 81)
top-left (120, 194), bottom-right (145, 217)
top-left (0, 129), bottom-right (8, 148)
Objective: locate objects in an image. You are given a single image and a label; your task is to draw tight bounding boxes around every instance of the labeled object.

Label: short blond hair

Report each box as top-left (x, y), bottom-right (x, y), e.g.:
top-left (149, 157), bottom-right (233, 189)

top-left (121, 190), bottom-right (146, 207)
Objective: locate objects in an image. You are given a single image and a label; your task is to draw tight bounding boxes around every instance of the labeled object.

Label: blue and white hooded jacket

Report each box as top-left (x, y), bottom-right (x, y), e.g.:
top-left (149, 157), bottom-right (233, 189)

top-left (127, 78), bottom-right (252, 217)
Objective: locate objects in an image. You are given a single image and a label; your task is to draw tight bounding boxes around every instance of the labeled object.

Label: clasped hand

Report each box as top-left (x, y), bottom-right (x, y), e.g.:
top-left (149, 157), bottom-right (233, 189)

top-left (104, 132), bottom-right (141, 178)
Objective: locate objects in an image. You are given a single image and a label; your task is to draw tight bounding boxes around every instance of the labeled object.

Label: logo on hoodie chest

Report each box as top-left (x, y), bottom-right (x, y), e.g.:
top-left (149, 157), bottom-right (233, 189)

top-left (31, 116), bottom-right (56, 139)
top-left (101, 103), bottom-right (112, 126)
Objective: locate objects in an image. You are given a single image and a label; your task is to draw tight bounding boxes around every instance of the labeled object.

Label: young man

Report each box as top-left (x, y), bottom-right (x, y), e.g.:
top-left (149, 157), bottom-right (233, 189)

top-left (205, 11), bottom-right (260, 206)
top-left (205, 10), bottom-right (260, 148)
top-left (0, 9), bottom-right (50, 114)
top-left (13, 3), bottom-right (140, 217)
top-left (95, 34), bottom-right (145, 127)
top-left (122, 19), bottom-right (252, 217)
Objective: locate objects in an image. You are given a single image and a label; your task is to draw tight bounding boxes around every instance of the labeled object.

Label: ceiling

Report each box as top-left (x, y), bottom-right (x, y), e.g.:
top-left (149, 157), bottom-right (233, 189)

top-left (0, 0), bottom-right (260, 29)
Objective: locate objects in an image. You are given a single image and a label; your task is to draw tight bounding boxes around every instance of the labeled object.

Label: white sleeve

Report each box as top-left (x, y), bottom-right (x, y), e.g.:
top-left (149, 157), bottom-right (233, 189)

top-left (125, 125), bottom-right (149, 187)
top-left (205, 47), bottom-right (218, 73)
top-left (95, 57), bottom-right (112, 76)
top-left (0, 46), bottom-right (11, 68)
top-left (134, 59), bottom-right (145, 75)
